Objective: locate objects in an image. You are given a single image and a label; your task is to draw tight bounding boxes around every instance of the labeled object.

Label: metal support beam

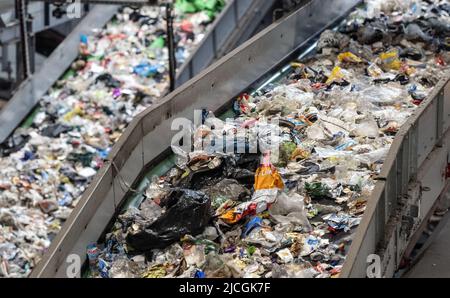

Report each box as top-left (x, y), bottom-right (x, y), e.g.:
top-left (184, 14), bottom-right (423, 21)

top-left (16, 0), bottom-right (31, 79)
top-left (165, 2), bottom-right (175, 92)
top-left (1, 43), bottom-right (9, 71)
top-left (0, 0), bottom-right (268, 141)
top-left (44, 1), bottom-right (50, 26)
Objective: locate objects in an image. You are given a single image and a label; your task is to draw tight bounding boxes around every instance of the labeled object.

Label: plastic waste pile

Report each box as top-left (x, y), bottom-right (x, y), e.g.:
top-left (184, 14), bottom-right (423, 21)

top-left (85, 0), bottom-right (449, 278)
top-left (0, 2), bottom-right (227, 278)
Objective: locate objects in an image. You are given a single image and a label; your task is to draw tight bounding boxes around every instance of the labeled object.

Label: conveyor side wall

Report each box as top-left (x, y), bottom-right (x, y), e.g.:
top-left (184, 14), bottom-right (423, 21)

top-left (176, 0), bottom-right (277, 87)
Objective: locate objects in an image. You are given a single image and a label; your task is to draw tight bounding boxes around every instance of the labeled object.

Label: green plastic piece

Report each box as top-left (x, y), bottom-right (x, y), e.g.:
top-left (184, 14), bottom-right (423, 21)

top-left (20, 107), bottom-right (41, 128)
top-left (150, 36), bottom-right (166, 49)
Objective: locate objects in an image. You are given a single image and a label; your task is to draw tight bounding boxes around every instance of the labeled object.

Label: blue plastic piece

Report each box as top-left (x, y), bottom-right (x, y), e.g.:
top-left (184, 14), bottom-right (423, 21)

top-left (133, 62), bottom-right (158, 77)
top-left (80, 34), bottom-right (88, 45)
top-left (98, 258), bottom-right (109, 278)
top-left (242, 216), bottom-right (263, 238)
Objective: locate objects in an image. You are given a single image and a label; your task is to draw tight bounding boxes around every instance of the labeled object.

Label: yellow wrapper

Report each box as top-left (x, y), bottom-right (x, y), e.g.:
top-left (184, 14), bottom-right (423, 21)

top-left (338, 52), bottom-right (362, 63)
top-left (326, 66), bottom-right (345, 85)
top-left (379, 50), bottom-right (401, 70)
top-left (254, 165), bottom-right (284, 191)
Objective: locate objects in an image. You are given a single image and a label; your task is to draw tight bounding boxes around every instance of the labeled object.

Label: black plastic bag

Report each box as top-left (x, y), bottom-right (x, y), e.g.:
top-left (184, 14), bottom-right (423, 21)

top-left (0, 134), bottom-right (30, 157)
top-left (177, 155), bottom-right (258, 190)
top-left (95, 73), bottom-right (121, 88)
top-left (126, 189), bottom-right (211, 251)
top-left (59, 167), bottom-right (88, 184)
top-left (41, 123), bottom-right (72, 138)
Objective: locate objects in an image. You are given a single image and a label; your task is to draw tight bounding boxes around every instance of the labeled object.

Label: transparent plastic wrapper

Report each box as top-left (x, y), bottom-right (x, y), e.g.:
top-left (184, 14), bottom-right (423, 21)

top-left (322, 213), bottom-right (362, 232)
top-left (184, 244), bottom-right (206, 267)
top-left (337, 52), bottom-right (363, 64)
top-left (379, 49), bottom-right (402, 71)
top-left (355, 147), bottom-right (390, 165)
top-left (270, 192), bottom-right (311, 226)
top-left (271, 84), bottom-right (314, 107)
top-left (108, 257), bottom-right (143, 278)
top-left (353, 117), bottom-right (379, 138)
top-left (202, 252), bottom-right (233, 278)
top-left (358, 85), bottom-right (406, 105)
top-left (171, 145), bottom-right (190, 168)
top-left (201, 179), bottom-right (250, 202)
top-left (272, 263), bottom-right (318, 278)
top-left (257, 123), bottom-right (283, 156)
top-left (0, 134), bottom-right (30, 157)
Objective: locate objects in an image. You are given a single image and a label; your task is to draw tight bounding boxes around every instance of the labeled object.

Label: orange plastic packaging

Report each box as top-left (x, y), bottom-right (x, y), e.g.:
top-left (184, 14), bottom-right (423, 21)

top-left (219, 162), bottom-right (284, 224)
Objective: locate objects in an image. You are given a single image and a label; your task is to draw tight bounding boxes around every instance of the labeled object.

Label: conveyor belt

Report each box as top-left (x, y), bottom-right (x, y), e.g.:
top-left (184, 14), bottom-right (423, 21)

top-left (30, 0), bottom-right (364, 278)
top-left (30, 0), bottom-right (450, 278)
top-left (0, 4), bottom-right (118, 143)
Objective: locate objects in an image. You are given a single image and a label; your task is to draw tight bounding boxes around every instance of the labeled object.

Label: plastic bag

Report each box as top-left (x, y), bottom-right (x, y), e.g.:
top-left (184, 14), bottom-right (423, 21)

top-left (133, 61), bottom-right (159, 78)
top-left (269, 192), bottom-right (312, 231)
top-left (272, 263), bottom-right (318, 278)
top-left (359, 85), bottom-right (405, 105)
top-left (41, 124), bottom-right (72, 138)
top-left (0, 134), bottom-right (30, 157)
top-left (150, 36), bottom-right (165, 49)
top-left (201, 178), bottom-right (250, 202)
top-left (379, 49), bottom-right (402, 71)
top-left (175, 1), bottom-right (196, 13)
top-left (305, 182), bottom-right (331, 200)
top-left (353, 118), bottom-right (379, 138)
top-left (322, 213), bottom-right (362, 232)
top-left (176, 0), bottom-right (224, 15)
top-left (126, 189), bottom-right (211, 251)
top-left (95, 73), bottom-right (121, 88)
top-left (276, 142), bottom-right (297, 167)
top-left (355, 147), bottom-right (390, 165)
top-left (219, 163), bottom-right (284, 224)
top-left (367, 63), bottom-right (384, 78)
